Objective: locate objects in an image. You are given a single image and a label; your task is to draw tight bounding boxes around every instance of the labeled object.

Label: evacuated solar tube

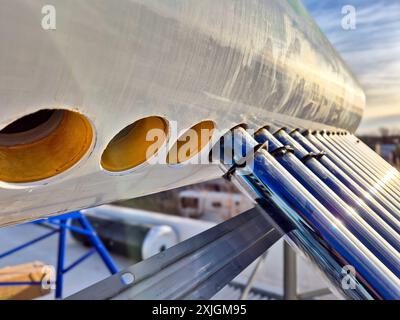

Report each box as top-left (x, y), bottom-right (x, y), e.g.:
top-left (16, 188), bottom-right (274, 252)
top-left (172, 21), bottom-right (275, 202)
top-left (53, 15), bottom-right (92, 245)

top-left (348, 134), bottom-right (400, 174)
top-left (319, 132), bottom-right (400, 215)
top-left (312, 132), bottom-right (400, 213)
top-left (214, 127), bottom-right (400, 299)
top-left (340, 134), bottom-right (392, 169)
top-left (349, 135), bottom-right (400, 189)
top-left (290, 130), bottom-right (400, 235)
top-left (303, 131), bottom-right (400, 219)
top-left (320, 132), bottom-right (400, 198)
top-left (336, 134), bottom-right (400, 191)
top-left (270, 129), bottom-right (400, 251)
top-left (323, 132), bottom-right (400, 214)
top-left (327, 133), bottom-right (400, 194)
top-left (253, 128), bottom-right (400, 275)
top-left (345, 133), bottom-right (399, 172)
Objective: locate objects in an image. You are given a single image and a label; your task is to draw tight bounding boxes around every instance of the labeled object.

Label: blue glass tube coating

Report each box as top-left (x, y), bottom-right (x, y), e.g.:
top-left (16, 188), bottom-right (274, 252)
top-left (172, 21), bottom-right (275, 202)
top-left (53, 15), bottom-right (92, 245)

top-left (290, 130), bottom-right (400, 235)
top-left (217, 127), bottom-right (400, 300)
top-left (331, 134), bottom-right (400, 193)
top-left (316, 133), bottom-right (400, 209)
top-left (253, 129), bottom-right (400, 276)
top-left (305, 132), bottom-right (400, 216)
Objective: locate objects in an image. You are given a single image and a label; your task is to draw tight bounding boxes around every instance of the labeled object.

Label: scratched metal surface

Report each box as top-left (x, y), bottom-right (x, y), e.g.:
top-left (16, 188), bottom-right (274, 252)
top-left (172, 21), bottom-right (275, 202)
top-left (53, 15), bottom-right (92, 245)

top-left (0, 0), bottom-right (365, 226)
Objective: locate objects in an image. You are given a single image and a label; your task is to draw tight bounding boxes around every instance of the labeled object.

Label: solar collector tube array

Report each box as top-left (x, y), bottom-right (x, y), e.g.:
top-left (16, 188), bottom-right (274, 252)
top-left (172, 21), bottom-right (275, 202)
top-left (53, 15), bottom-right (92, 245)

top-left (333, 133), bottom-right (400, 194)
top-left (290, 130), bottom-right (400, 234)
top-left (314, 133), bottom-right (400, 211)
top-left (332, 133), bottom-right (400, 195)
top-left (345, 134), bottom-right (400, 176)
top-left (213, 127), bottom-right (400, 300)
top-left (304, 132), bottom-right (400, 215)
top-left (325, 134), bottom-right (400, 222)
top-left (255, 129), bottom-right (400, 274)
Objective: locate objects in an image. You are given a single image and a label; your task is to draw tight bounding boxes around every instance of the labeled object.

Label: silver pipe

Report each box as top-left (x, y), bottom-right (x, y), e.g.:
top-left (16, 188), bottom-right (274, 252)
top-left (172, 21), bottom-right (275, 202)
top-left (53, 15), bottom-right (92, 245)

top-left (297, 288), bottom-right (332, 300)
top-left (283, 242), bottom-right (297, 300)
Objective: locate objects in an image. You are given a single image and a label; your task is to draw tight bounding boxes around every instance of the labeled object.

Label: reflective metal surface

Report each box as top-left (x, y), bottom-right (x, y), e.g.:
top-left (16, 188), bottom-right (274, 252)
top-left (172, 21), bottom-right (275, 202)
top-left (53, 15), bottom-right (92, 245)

top-left (216, 127), bottom-right (400, 300)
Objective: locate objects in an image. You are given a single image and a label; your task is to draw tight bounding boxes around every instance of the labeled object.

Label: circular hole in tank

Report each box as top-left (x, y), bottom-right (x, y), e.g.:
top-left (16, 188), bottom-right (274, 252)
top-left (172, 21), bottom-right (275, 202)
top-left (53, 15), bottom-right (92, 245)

top-left (101, 116), bottom-right (169, 172)
top-left (0, 109), bottom-right (93, 183)
top-left (167, 120), bottom-right (215, 164)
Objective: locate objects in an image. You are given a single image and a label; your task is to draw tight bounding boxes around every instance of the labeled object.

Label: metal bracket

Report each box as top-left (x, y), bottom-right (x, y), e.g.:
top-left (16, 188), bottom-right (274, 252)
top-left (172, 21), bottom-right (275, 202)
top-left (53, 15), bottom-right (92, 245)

top-left (223, 142), bottom-right (268, 181)
top-left (300, 151), bottom-right (326, 163)
top-left (270, 146), bottom-right (295, 157)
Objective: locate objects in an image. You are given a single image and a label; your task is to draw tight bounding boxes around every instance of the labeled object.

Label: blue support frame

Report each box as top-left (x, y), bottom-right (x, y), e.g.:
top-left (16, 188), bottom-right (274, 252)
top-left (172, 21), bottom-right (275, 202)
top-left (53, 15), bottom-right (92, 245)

top-left (0, 211), bottom-right (119, 299)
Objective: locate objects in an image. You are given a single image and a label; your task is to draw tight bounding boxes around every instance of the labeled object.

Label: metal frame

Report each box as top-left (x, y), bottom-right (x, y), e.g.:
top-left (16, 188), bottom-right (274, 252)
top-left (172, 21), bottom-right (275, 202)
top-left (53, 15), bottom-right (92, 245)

top-left (281, 244), bottom-right (331, 300)
top-left (0, 211), bottom-right (119, 299)
top-left (234, 243), bottom-right (331, 300)
top-left (68, 207), bottom-right (282, 300)
top-left (66, 209), bottom-right (331, 300)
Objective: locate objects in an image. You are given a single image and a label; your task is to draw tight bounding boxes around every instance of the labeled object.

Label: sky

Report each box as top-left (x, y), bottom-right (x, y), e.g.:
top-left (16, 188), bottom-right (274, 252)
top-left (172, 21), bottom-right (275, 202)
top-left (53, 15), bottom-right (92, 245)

top-left (302, 0), bottom-right (400, 135)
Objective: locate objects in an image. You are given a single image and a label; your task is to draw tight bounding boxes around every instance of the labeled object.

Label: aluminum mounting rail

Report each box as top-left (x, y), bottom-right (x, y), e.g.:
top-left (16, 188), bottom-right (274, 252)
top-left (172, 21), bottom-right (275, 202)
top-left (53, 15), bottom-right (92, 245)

top-left (67, 207), bottom-right (281, 300)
